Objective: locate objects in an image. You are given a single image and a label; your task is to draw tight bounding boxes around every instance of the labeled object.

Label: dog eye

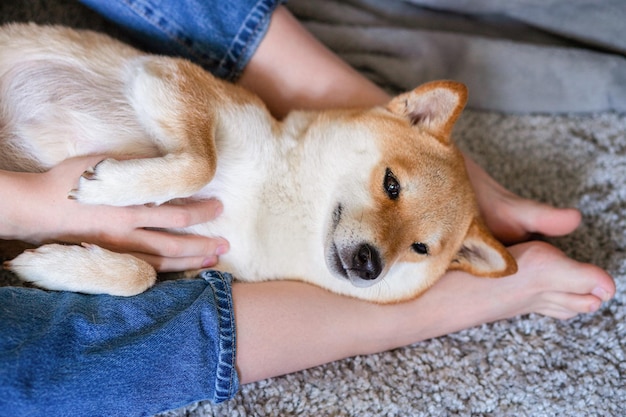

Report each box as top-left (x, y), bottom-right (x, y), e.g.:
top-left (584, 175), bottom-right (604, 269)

top-left (412, 242), bottom-right (429, 255)
top-left (384, 168), bottom-right (400, 200)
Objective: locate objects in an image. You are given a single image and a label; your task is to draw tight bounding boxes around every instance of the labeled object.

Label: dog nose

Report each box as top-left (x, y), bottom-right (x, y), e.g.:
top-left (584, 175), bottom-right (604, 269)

top-left (352, 243), bottom-right (382, 280)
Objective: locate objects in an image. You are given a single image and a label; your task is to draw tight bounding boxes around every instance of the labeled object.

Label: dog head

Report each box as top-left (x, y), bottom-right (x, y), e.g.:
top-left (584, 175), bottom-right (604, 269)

top-left (322, 80), bottom-right (517, 303)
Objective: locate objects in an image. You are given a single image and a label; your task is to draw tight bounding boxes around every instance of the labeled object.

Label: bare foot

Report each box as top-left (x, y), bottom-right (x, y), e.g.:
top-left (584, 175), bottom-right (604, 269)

top-left (432, 241), bottom-right (615, 326)
top-left (464, 157), bottom-right (582, 244)
top-left (495, 241), bottom-right (614, 319)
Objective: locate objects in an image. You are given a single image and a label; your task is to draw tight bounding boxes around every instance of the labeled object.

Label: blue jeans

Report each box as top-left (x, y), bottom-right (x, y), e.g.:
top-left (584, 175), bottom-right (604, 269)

top-left (0, 271), bottom-right (238, 416)
top-left (1, 1), bottom-right (286, 414)
top-left (79, 0), bottom-right (285, 81)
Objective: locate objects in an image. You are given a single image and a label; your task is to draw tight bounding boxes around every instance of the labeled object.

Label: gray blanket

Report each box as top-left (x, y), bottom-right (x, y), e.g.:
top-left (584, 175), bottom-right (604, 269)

top-left (1, 1), bottom-right (625, 416)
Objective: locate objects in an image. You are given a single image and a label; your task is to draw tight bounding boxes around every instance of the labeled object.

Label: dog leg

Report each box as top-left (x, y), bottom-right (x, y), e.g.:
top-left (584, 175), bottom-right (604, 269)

top-left (69, 58), bottom-right (221, 206)
top-left (3, 243), bottom-right (156, 296)
top-left (67, 153), bottom-right (211, 206)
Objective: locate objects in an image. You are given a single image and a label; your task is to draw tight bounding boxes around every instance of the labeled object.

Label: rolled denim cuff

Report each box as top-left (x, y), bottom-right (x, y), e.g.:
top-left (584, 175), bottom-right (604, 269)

top-left (79, 0), bottom-right (286, 81)
top-left (199, 270), bottom-right (239, 403)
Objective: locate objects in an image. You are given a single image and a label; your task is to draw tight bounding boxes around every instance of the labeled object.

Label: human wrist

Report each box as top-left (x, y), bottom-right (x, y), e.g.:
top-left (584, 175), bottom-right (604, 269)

top-left (0, 169), bottom-right (37, 241)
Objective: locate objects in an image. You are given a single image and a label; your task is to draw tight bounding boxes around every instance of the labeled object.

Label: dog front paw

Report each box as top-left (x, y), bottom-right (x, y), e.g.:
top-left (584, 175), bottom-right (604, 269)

top-left (4, 243), bottom-right (157, 296)
top-left (66, 156), bottom-right (206, 206)
top-left (68, 158), bottom-right (148, 206)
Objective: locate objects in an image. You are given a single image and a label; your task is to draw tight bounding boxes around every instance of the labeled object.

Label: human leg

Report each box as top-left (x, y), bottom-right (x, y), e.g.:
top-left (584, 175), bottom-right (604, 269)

top-left (0, 272), bottom-right (238, 415)
top-left (463, 156), bottom-right (583, 244)
top-left (79, 0), bottom-right (285, 80)
top-left (233, 6), bottom-right (610, 354)
top-left (233, 241), bottom-right (614, 384)
top-left (238, 7), bottom-right (587, 243)
top-left (238, 6), bottom-right (390, 118)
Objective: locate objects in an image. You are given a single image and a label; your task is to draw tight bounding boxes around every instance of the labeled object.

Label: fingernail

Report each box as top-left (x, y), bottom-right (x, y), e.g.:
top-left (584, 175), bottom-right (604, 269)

top-left (215, 244), bottom-right (229, 256)
top-left (201, 256), bottom-right (217, 268)
top-left (212, 201), bottom-right (224, 217)
top-left (592, 287), bottom-right (609, 301)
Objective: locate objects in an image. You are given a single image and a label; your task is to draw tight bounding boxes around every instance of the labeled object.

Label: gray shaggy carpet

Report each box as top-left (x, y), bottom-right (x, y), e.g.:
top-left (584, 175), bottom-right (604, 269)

top-left (1, 1), bottom-right (624, 416)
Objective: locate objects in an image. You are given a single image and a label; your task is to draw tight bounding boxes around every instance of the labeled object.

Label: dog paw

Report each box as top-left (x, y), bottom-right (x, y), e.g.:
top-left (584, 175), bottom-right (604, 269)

top-left (67, 158), bottom-right (144, 206)
top-left (5, 243), bottom-right (157, 296)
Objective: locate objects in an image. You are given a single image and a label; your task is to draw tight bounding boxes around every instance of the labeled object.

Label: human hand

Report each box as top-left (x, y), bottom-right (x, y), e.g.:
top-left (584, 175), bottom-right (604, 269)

top-left (1, 156), bottom-right (228, 271)
top-left (463, 156), bottom-right (582, 244)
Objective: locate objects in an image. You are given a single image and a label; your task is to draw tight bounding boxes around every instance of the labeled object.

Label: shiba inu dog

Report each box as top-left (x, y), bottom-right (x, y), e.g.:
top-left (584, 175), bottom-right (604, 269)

top-left (0, 24), bottom-right (516, 303)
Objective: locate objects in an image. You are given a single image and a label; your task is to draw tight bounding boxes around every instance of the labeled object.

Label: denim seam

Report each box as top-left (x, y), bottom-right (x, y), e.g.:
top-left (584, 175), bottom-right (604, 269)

top-left (201, 270), bottom-right (238, 403)
top-left (117, 0), bottom-right (283, 81)
top-left (219, 0), bottom-right (285, 80)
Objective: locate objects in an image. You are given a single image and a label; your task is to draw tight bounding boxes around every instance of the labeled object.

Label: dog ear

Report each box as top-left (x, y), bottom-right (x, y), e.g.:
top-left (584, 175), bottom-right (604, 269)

top-left (387, 80), bottom-right (468, 143)
top-left (448, 217), bottom-right (518, 277)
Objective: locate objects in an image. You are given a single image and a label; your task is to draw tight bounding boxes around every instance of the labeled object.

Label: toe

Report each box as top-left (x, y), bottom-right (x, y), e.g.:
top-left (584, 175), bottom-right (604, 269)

top-left (539, 293), bottom-right (603, 319)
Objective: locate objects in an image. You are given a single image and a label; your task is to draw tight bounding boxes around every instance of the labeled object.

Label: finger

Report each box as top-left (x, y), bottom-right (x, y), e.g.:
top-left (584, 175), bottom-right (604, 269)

top-left (135, 229), bottom-right (229, 259)
top-left (132, 199), bottom-right (224, 229)
top-left (132, 253), bottom-right (219, 272)
top-left (105, 229), bottom-right (229, 261)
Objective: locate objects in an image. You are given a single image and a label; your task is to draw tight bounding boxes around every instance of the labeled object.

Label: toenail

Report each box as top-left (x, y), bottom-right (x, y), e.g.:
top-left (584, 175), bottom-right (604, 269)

top-left (591, 287), bottom-right (610, 301)
top-left (589, 299), bottom-right (602, 313)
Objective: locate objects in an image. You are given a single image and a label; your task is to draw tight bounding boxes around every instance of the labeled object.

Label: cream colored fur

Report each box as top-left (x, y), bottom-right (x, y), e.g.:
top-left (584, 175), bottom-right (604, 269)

top-left (0, 24), bottom-right (516, 303)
